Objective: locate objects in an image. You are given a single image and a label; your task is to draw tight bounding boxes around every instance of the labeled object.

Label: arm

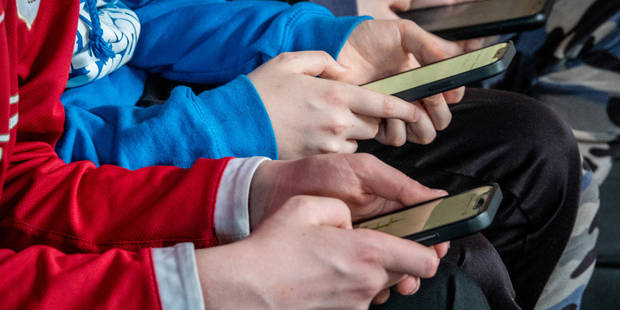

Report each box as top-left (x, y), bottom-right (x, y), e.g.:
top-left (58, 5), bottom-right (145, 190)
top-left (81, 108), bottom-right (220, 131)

top-left (128, 0), bottom-right (369, 84)
top-left (68, 0), bottom-right (141, 88)
top-left (58, 68), bottom-right (278, 168)
top-left (0, 246), bottom-right (162, 309)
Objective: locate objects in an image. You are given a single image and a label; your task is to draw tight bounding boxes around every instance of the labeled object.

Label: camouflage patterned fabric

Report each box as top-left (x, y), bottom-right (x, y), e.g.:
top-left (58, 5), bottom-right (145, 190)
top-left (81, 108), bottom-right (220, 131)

top-left (534, 160), bottom-right (599, 310)
top-left (495, 0), bottom-right (617, 308)
top-left (497, 0), bottom-right (620, 185)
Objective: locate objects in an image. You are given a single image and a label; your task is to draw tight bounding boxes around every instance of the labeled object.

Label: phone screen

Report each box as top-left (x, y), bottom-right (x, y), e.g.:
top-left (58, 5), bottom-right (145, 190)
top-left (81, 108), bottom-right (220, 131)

top-left (354, 185), bottom-right (494, 238)
top-left (402, 0), bottom-right (548, 32)
top-left (362, 42), bottom-right (508, 96)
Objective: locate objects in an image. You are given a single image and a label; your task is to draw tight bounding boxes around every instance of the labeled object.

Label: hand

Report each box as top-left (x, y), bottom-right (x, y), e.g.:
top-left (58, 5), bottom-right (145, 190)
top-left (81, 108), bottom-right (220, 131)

top-left (248, 51), bottom-right (419, 159)
top-left (248, 153), bottom-right (447, 229)
top-left (196, 195), bottom-right (446, 309)
top-left (357, 0), bottom-right (411, 19)
top-left (337, 19), bottom-right (467, 145)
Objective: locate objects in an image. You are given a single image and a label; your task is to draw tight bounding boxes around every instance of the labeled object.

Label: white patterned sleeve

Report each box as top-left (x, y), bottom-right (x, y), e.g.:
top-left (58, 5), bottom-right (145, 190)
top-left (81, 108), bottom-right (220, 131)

top-left (68, 0), bottom-right (141, 88)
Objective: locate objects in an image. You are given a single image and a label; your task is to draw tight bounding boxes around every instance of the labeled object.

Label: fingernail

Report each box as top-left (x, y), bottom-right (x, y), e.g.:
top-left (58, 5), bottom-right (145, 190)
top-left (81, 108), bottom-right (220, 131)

top-left (431, 189), bottom-right (448, 196)
top-left (408, 280), bottom-right (419, 295)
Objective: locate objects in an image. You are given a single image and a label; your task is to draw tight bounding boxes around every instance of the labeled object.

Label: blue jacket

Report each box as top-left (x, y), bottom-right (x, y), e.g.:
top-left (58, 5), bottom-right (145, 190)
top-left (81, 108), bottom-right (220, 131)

top-left (57, 0), bottom-right (368, 169)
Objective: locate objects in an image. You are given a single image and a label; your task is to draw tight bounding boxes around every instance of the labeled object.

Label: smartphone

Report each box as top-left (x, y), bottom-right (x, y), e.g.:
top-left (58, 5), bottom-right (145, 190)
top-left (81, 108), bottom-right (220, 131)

top-left (353, 184), bottom-right (502, 246)
top-left (399, 0), bottom-right (554, 40)
top-left (361, 41), bottom-right (515, 102)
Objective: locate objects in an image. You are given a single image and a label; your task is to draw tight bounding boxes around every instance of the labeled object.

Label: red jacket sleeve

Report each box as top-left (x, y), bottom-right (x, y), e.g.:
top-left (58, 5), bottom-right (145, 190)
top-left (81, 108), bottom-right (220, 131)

top-left (0, 0), bottom-right (231, 254)
top-left (0, 144), bottom-right (230, 252)
top-left (0, 246), bottom-right (162, 309)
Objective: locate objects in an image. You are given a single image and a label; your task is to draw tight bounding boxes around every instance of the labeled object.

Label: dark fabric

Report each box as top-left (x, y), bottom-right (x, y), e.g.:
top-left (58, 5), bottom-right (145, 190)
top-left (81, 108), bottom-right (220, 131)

top-left (371, 262), bottom-right (491, 310)
top-left (284, 0), bottom-right (358, 17)
top-left (445, 234), bottom-right (520, 310)
top-left (359, 88), bottom-right (582, 310)
top-left (309, 0), bottom-right (358, 17)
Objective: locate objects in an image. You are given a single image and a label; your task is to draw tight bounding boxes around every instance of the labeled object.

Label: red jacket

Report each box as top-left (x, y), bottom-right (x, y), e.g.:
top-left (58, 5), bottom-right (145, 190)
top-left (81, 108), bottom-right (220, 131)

top-left (0, 0), bottom-right (230, 308)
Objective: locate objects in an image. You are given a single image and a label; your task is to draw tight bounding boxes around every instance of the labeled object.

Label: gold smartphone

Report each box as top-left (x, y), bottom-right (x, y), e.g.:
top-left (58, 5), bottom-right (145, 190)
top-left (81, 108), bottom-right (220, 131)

top-left (354, 184), bottom-right (502, 245)
top-left (362, 41), bottom-right (515, 102)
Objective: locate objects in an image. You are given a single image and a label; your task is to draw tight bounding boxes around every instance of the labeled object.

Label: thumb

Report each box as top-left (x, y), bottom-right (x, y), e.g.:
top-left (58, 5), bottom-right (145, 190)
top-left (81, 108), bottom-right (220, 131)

top-left (399, 20), bottom-right (449, 65)
top-left (390, 0), bottom-right (412, 12)
top-left (275, 51), bottom-right (349, 78)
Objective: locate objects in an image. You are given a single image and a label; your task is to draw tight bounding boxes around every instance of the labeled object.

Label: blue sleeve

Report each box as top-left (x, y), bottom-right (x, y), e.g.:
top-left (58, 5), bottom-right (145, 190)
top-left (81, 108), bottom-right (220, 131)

top-left (58, 1), bottom-right (370, 168)
top-left (58, 66), bottom-right (277, 169)
top-left (129, 0), bottom-right (369, 84)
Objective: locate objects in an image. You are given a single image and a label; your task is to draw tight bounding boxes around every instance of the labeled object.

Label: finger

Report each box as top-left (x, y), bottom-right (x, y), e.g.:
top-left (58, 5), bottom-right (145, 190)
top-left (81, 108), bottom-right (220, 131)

top-left (406, 101), bottom-right (437, 144)
top-left (346, 113), bottom-right (381, 141)
top-left (389, 0), bottom-right (412, 11)
top-left (443, 86), bottom-right (465, 104)
top-left (372, 288), bottom-right (391, 305)
top-left (291, 196), bottom-right (353, 229)
top-left (420, 94), bottom-right (452, 131)
top-left (459, 37), bottom-right (486, 52)
top-left (275, 51), bottom-right (349, 78)
top-left (349, 153), bottom-right (446, 206)
top-left (363, 230), bottom-right (440, 277)
top-left (399, 20), bottom-right (449, 66)
top-left (374, 120), bottom-right (390, 145)
top-left (433, 241), bottom-right (450, 259)
top-left (316, 138), bottom-right (358, 155)
top-left (396, 276), bottom-right (421, 296)
top-left (342, 139), bottom-right (359, 154)
top-left (347, 85), bottom-right (419, 122)
top-left (375, 119), bottom-right (407, 147)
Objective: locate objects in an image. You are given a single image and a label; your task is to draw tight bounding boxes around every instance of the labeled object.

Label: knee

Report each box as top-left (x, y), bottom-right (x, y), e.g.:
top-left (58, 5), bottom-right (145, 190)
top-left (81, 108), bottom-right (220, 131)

top-left (462, 88), bottom-right (581, 183)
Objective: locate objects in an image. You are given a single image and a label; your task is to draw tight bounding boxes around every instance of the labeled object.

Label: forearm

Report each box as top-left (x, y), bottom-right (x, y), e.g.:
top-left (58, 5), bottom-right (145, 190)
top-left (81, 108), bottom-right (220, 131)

top-left (58, 72), bottom-right (277, 169)
top-left (1, 141), bottom-right (230, 253)
top-left (0, 246), bottom-right (162, 309)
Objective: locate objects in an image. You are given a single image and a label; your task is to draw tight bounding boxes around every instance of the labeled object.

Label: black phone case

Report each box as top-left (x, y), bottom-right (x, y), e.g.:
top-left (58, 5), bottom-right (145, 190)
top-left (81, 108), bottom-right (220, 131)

top-left (390, 42), bottom-right (516, 103)
top-left (400, 0), bottom-right (555, 41)
top-left (408, 185), bottom-right (503, 246)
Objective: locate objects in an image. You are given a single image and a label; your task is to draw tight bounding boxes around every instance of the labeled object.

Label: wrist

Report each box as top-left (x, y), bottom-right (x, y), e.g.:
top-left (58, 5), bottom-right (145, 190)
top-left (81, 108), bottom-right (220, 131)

top-left (249, 160), bottom-right (278, 230)
top-left (249, 159), bottom-right (300, 230)
top-left (195, 243), bottom-right (269, 309)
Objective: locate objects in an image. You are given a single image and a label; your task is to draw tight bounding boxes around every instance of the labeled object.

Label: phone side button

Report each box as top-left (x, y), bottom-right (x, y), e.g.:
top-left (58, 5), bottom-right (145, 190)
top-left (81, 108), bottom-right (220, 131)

top-left (414, 233), bottom-right (439, 243)
top-left (429, 81), bottom-right (453, 91)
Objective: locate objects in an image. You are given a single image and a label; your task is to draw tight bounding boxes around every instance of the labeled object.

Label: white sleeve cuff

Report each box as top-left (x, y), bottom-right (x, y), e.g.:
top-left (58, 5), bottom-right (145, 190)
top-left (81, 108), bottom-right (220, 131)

top-left (152, 243), bottom-right (204, 310)
top-left (214, 157), bottom-right (270, 244)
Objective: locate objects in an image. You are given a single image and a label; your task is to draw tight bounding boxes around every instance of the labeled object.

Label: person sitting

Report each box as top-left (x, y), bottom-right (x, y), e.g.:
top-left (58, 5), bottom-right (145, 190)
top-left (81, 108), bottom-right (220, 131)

top-left (53, 1), bottom-right (585, 309)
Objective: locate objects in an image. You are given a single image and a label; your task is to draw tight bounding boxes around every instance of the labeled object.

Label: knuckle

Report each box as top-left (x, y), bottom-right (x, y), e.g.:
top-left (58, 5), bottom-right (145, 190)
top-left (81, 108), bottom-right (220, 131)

top-left (423, 97), bottom-right (443, 107)
top-left (324, 119), bottom-right (348, 136)
top-left (322, 87), bottom-right (346, 106)
top-left (409, 129), bottom-right (436, 145)
top-left (387, 133), bottom-right (406, 147)
top-left (437, 114), bottom-right (452, 131)
top-left (357, 279), bottom-right (383, 299)
top-left (276, 52), bottom-right (298, 63)
top-left (318, 140), bottom-right (341, 154)
top-left (355, 234), bottom-right (383, 265)
top-left (381, 96), bottom-right (396, 116)
top-left (370, 123), bottom-right (380, 138)
top-left (287, 195), bottom-right (315, 211)
top-left (396, 19), bottom-right (416, 32)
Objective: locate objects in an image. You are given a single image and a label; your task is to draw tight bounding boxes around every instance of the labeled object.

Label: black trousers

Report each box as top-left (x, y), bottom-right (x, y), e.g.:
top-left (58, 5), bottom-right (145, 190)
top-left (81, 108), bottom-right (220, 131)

top-left (362, 88), bottom-right (582, 310)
